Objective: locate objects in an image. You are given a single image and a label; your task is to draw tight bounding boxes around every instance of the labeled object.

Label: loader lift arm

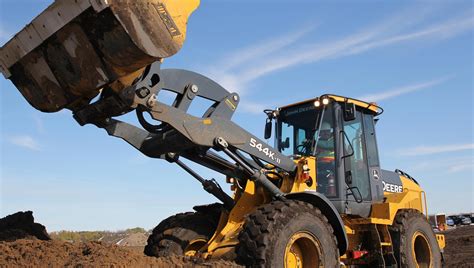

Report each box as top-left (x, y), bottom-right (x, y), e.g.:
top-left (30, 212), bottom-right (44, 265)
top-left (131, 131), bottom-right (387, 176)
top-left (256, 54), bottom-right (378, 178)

top-left (73, 61), bottom-right (297, 203)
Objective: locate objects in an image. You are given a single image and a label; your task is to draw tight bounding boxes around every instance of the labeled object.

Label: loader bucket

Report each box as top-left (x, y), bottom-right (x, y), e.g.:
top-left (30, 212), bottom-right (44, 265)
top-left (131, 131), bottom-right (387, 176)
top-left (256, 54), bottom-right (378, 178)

top-left (0, 0), bottom-right (199, 112)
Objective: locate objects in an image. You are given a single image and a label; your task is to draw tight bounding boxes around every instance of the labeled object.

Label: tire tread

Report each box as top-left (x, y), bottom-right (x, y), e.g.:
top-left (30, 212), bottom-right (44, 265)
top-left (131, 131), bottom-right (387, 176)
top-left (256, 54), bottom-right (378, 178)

top-left (236, 199), bottom-right (339, 267)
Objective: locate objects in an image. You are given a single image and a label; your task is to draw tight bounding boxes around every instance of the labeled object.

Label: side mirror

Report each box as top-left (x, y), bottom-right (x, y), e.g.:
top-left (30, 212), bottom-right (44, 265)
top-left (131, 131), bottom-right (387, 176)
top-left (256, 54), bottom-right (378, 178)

top-left (343, 102), bottom-right (356, 121)
top-left (264, 118), bottom-right (272, 139)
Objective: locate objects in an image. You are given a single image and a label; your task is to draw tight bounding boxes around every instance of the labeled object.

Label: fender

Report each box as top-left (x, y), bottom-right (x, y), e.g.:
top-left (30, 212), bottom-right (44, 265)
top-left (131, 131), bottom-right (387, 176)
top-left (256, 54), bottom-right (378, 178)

top-left (285, 191), bottom-right (348, 255)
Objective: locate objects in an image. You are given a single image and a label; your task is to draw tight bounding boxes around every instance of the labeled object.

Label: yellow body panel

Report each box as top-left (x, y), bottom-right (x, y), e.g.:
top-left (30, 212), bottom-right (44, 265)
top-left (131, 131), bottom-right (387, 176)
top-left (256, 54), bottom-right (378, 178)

top-left (203, 158), bottom-right (316, 258)
top-left (367, 176), bottom-right (425, 225)
top-left (202, 180), bottom-right (270, 259)
top-left (290, 158), bottom-right (317, 193)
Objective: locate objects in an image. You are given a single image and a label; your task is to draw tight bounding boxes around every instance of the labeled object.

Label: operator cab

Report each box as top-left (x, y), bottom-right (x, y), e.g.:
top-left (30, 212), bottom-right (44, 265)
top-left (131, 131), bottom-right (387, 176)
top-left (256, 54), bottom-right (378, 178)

top-left (269, 94), bottom-right (385, 217)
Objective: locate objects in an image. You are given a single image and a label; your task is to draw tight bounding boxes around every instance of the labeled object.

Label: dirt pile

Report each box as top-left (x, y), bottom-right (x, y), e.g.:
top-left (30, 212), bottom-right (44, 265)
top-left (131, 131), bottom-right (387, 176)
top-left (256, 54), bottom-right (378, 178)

top-left (0, 239), bottom-right (240, 268)
top-left (0, 212), bottom-right (241, 267)
top-left (443, 225), bottom-right (474, 268)
top-left (0, 211), bottom-right (50, 242)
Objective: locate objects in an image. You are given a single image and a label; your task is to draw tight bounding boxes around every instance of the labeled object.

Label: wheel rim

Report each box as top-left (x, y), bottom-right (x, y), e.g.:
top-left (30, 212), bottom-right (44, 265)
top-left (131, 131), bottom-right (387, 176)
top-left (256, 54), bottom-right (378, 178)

top-left (284, 231), bottom-right (322, 268)
top-left (184, 238), bottom-right (207, 256)
top-left (412, 231), bottom-right (432, 268)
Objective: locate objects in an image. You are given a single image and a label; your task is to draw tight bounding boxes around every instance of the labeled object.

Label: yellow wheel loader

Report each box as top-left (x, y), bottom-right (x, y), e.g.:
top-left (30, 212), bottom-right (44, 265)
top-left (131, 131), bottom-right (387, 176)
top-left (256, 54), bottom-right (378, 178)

top-left (0, 1), bottom-right (445, 267)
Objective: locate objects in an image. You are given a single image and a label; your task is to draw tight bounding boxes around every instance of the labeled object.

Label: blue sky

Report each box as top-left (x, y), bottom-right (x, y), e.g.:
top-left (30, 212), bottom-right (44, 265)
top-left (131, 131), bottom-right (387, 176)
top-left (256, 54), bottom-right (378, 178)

top-left (0, 0), bottom-right (473, 231)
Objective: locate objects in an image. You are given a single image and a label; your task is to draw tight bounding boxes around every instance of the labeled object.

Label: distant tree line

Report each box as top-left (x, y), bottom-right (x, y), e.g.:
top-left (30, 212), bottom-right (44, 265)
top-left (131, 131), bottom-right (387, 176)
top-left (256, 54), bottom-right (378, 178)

top-left (50, 227), bottom-right (147, 242)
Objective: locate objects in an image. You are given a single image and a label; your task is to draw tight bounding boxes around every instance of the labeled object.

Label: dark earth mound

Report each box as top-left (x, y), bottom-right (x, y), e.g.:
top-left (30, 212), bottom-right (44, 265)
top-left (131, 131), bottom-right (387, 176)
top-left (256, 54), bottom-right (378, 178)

top-left (0, 211), bottom-right (50, 242)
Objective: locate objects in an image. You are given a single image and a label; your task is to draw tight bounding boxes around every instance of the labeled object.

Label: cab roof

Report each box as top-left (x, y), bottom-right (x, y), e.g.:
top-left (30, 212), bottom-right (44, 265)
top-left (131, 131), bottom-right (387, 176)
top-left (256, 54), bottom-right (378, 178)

top-left (279, 94), bottom-right (383, 115)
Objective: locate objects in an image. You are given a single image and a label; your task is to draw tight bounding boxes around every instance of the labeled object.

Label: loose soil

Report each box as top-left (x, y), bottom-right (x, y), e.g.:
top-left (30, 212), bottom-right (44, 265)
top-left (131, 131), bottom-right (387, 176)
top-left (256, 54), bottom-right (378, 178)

top-left (0, 211), bottom-right (241, 268)
top-left (442, 225), bottom-right (474, 268)
top-left (1, 211), bottom-right (473, 267)
top-left (0, 239), bottom-right (239, 268)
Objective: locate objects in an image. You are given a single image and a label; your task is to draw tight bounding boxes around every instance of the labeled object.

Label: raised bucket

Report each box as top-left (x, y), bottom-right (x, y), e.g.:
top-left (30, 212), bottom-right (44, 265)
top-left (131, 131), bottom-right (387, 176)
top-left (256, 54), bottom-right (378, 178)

top-left (0, 0), bottom-right (199, 112)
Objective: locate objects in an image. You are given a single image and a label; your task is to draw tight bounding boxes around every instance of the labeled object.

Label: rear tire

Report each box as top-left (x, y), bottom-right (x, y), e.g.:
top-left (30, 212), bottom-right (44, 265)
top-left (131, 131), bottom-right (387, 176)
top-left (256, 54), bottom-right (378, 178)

top-left (390, 209), bottom-right (441, 268)
top-left (144, 208), bottom-right (220, 257)
top-left (236, 199), bottom-right (339, 268)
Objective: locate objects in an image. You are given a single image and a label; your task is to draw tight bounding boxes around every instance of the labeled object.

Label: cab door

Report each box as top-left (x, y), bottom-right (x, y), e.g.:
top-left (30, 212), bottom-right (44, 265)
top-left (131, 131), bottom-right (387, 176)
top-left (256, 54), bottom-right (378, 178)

top-left (341, 109), bottom-right (383, 217)
top-left (362, 112), bottom-right (384, 203)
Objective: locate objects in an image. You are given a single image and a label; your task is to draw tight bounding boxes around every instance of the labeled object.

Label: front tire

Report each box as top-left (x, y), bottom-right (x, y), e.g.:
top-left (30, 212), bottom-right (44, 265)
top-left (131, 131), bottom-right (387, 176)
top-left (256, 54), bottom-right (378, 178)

top-left (236, 200), bottom-right (339, 268)
top-left (144, 209), bottom-right (220, 257)
top-left (390, 209), bottom-right (441, 268)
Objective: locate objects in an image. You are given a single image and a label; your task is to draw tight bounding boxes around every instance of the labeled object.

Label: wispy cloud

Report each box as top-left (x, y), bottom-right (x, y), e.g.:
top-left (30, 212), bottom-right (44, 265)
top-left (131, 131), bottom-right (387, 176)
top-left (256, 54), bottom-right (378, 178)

top-left (214, 26), bottom-right (315, 73)
top-left (237, 75), bottom-right (452, 113)
top-left (398, 143), bottom-right (474, 156)
top-left (409, 156), bottom-right (473, 174)
top-left (448, 160), bottom-right (474, 173)
top-left (239, 101), bottom-right (270, 115)
top-left (357, 75), bottom-right (452, 102)
top-left (235, 28), bottom-right (378, 85)
top-left (207, 11), bottom-right (473, 97)
top-left (8, 135), bottom-right (41, 151)
top-left (344, 15), bottom-right (474, 56)
top-left (207, 26), bottom-right (316, 93)
top-left (238, 15), bottom-right (473, 85)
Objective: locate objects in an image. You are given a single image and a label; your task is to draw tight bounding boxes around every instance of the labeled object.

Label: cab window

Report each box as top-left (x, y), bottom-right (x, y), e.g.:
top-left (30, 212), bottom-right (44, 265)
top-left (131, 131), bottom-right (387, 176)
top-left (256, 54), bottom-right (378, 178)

top-left (343, 110), bottom-right (371, 201)
top-left (279, 123), bottom-right (294, 156)
top-left (362, 113), bottom-right (379, 167)
top-left (315, 108), bottom-right (337, 198)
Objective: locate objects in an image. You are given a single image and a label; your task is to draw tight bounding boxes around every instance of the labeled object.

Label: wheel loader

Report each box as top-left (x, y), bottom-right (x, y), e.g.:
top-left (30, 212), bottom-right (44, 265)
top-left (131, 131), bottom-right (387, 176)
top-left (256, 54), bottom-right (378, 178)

top-left (0, 0), bottom-right (445, 267)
